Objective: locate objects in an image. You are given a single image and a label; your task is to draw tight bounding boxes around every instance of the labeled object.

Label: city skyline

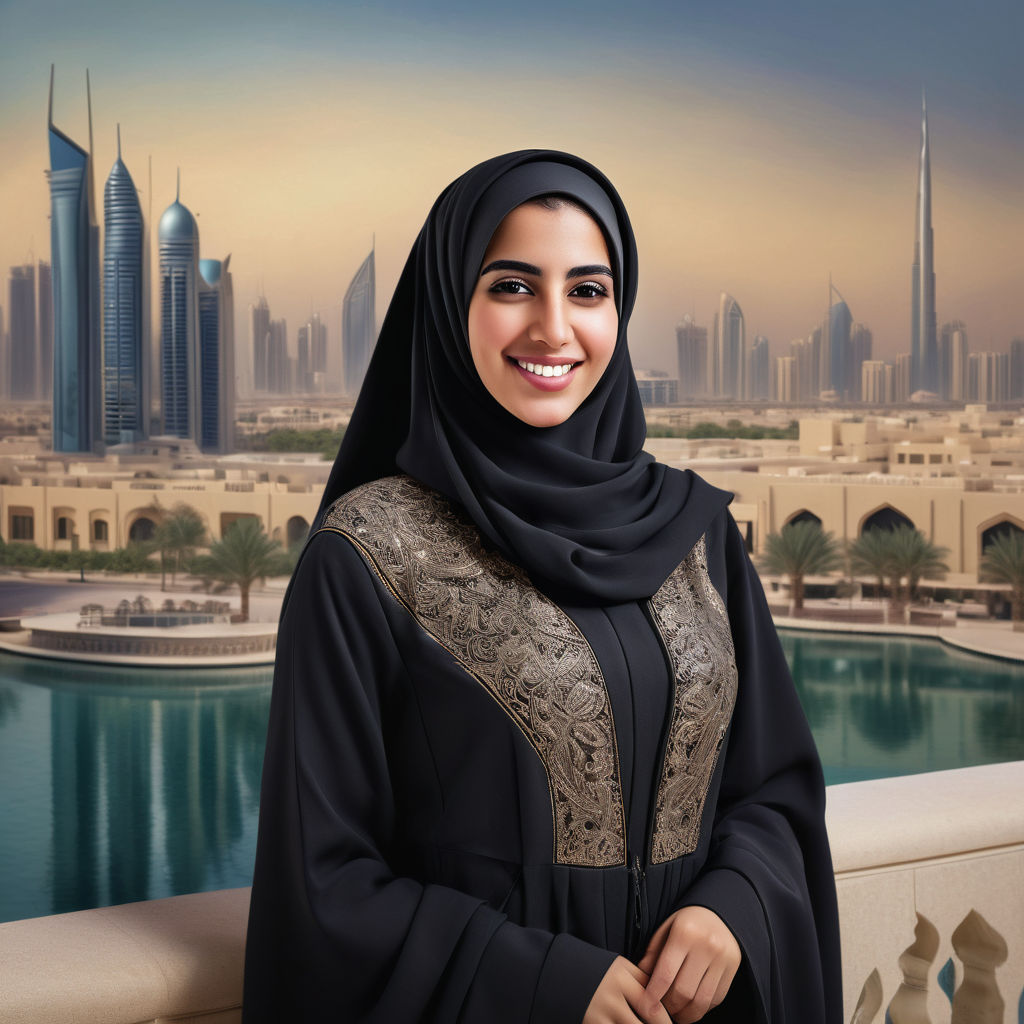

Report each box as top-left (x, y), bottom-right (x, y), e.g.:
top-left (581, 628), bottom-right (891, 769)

top-left (0, 1), bottom-right (1020, 382)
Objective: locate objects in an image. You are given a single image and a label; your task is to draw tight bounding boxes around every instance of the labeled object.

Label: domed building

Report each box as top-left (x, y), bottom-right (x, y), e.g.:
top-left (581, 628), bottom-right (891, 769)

top-left (158, 176), bottom-right (201, 443)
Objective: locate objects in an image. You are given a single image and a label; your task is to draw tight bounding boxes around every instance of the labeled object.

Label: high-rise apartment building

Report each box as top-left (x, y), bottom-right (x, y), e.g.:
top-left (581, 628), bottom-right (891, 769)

top-left (939, 321), bottom-right (969, 401)
top-left (1010, 338), bottom-right (1024, 401)
top-left (0, 305), bottom-right (6, 401)
top-left (47, 67), bottom-right (102, 452)
top-left (747, 335), bottom-right (770, 400)
top-left (849, 323), bottom-right (872, 401)
top-left (198, 256), bottom-right (235, 453)
top-left (911, 95), bottom-right (938, 394)
top-left (251, 296), bottom-right (270, 392)
top-left (895, 353), bottom-right (912, 403)
top-left (36, 261), bottom-right (53, 398)
top-left (675, 316), bottom-right (707, 398)
top-left (861, 360), bottom-right (892, 405)
top-left (773, 355), bottom-right (796, 404)
top-left (102, 128), bottom-right (147, 444)
top-left (711, 292), bottom-right (744, 399)
top-left (158, 182), bottom-right (201, 442)
top-left (343, 247), bottom-right (375, 398)
top-left (267, 318), bottom-right (289, 393)
top-left (8, 265), bottom-right (36, 400)
top-left (969, 352), bottom-right (1008, 403)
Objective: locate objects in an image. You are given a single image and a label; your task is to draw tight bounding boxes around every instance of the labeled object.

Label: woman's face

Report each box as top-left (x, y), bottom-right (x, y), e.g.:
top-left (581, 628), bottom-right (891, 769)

top-left (467, 202), bottom-right (618, 429)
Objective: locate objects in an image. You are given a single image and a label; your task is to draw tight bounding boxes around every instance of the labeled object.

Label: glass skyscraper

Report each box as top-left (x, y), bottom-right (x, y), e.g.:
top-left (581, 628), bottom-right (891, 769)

top-left (8, 265), bottom-right (36, 400)
top-left (343, 246), bottom-right (376, 398)
top-left (159, 181), bottom-right (201, 442)
top-left (103, 127), bottom-right (148, 445)
top-left (712, 292), bottom-right (744, 399)
top-left (47, 67), bottom-right (102, 452)
top-left (198, 256), bottom-right (235, 454)
top-left (827, 282), bottom-right (852, 398)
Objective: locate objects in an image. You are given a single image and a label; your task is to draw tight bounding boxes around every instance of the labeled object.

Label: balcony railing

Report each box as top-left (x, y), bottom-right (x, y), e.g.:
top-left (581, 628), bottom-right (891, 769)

top-left (0, 762), bottom-right (1021, 1024)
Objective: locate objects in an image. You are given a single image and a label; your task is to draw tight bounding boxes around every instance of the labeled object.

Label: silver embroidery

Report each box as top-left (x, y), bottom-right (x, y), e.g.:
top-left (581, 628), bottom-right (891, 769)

top-left (647, 535), bottom-right (738, 863)
top-left (321, 475), bottom-right (626, 868)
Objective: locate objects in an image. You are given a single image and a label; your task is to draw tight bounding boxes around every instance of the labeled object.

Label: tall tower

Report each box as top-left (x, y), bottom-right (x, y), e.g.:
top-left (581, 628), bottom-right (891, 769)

top-left (711, 292), bottom-right (744, 399)
top-left (342, 244), bottom-right (376, 398)
top-left (158, 173), bottom-right (201, 442)
top-left (828, 279), bottom-right (852, 398)
top-left (198, 255), bottom-right (235, 453)
top-left (675, 315), bottom-right (707, 398)
top-left (911, 93), bottom-right (938, 394)
top-left (36, 260), bottom-right (53, 397)
top-left (103, 126), bottom-right (148, 444)
top-left (8, 265), bottom-right (37, 399)
top-left (47, 66), bottom-right (102, 452)
top-left (251, 295), bottom-right (270, 392)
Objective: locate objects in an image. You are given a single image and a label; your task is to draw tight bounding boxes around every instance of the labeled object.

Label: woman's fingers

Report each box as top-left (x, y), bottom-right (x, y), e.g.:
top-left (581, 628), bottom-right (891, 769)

top-left (665, 958), bottom-right (722, 1023)
top-left (623, 971), bottom-right (676, 1024)
top-left (636, 915), bottom-right (672, 976)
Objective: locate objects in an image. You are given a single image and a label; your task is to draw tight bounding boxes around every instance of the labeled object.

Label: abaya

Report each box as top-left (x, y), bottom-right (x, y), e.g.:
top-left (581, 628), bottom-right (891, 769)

top-left (243, 150), bottom-right (842, 1024)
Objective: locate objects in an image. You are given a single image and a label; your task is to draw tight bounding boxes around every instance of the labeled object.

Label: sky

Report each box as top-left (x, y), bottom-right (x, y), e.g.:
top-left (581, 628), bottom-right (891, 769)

top-left (1, 0), bottom-right (1021, 376)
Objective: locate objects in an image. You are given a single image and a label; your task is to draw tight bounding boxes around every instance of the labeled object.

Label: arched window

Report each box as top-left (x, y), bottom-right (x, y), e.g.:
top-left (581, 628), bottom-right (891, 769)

top-left (56, 516), bottom-right (71, 540)
top-left (861, 506), bottom-right (914, 535)
top-left (93, 520), bottom-right (109, 542)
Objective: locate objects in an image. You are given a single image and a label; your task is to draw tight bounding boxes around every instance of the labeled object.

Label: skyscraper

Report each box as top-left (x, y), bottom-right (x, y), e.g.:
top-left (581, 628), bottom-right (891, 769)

top-left (1010, 337), bottom-right (1024, 401)
top-left (849, 324), bottom-right (872, 401)
top-left (198, 256), bottom-right (235, 453)
top-left (8, 265), bottom-right (36, 400)
top-left (47, 66), bottom-right (102, 453)
top-left (827, 280), bottom-right (852, 399)
top-left (938, 320), bottom-right (968, 400)
top-left (103, 127), bottom-right (148, 444)
top-left (158, 177), bottom-right (201, 441)
top-left (711, 292), bottom-right (744, 399)
top-left (251, 296), bottom-right (270, 392)
top-left (36, 260), bottom-right (53, 398)
top-left (267, 318), bottom-right (289, 393)
top-left (675, 316), bottom-right (707, 398)
top-left (0, 305), bottom-right (6, 401)
top-left (343, 245), bottom-right (376, 398)
top-left (911, 94), bottom-right (938, 394)
top-left (747, 335), bottom-right (770, 400)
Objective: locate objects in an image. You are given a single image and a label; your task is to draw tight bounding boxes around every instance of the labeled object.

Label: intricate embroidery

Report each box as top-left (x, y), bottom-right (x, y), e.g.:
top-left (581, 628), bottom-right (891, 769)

top-left (320, 475), bottom-right (626, 868)
top-left (647, 536), bottom-right (738, 864)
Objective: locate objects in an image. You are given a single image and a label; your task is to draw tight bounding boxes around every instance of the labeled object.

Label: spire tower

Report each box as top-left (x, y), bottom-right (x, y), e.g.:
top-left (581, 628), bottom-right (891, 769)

top-left (911, 92), bottom-right (938, 394)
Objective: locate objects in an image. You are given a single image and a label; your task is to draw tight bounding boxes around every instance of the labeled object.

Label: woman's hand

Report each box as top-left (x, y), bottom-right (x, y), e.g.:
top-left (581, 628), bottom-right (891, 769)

top-left (635, 906), bottom-right (742, 1023)
top-left (583, 956), bottom-right (675, 1024)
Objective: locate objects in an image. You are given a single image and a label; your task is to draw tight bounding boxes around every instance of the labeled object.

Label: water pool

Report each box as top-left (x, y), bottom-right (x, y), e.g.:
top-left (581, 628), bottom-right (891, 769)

top-left (0, 631), bottom-right (1021, 923)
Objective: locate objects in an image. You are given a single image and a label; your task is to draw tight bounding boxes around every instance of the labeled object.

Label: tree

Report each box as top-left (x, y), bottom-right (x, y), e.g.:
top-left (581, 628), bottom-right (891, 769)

top-left (154, 504), bottom-right (207, 587)
top-left (980, 531), bottom-right (1024, 631)
top-left (199, 518), bottom-right (282, 622)
top-left (849, 529), bottom-right (896, 601)
top-left (759, 520), bottom-right (843, 613)
top-left (885, 525), bottom-right (949, 607)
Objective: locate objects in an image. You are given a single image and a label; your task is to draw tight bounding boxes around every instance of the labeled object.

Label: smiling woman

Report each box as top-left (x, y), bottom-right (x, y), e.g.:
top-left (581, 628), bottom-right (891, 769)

top-left (243, 150), bottom-right (842, 1024)
top-left (468, 199), bottom-right (618, 428)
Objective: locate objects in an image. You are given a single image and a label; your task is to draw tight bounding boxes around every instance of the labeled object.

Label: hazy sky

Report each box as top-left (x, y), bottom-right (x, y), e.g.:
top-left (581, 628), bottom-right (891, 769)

top-left (1, 0), bottom-right (1021, 375)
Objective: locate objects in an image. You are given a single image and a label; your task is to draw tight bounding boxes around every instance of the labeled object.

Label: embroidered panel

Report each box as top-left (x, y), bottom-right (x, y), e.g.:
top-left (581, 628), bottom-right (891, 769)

top-left (321, 475), bottom-right (626, 868)
top-left (647, 535), bottom-right (739, 864)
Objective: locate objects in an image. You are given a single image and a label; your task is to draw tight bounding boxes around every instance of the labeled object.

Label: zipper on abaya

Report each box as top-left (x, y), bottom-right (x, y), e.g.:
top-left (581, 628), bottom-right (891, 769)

top-left (624, 600), bottom-right (678, 963)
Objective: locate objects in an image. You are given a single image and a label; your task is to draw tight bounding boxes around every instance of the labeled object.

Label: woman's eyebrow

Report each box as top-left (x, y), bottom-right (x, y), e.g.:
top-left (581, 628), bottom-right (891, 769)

top-left (479, 259), bottom-right (613, 279)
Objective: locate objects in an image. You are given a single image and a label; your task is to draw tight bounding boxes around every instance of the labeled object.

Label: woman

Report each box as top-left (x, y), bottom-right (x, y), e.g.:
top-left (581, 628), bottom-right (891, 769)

top-left (243, 150), bottom-right (842, 1023)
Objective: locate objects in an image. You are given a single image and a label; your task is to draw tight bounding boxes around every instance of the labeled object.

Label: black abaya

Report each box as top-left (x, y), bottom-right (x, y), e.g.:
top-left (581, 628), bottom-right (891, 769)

top-left (243, 475), bottom-right (841, 1023)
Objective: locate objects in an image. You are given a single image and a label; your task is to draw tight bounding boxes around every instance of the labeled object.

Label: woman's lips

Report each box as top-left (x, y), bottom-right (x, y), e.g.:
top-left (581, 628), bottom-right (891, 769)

top-left (509, 357), bottom-right (581, 392)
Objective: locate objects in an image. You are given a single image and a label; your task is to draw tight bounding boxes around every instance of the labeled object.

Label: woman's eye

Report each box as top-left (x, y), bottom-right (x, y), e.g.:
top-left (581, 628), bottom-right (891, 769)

top-left (489, 278), bottom-right (532, 295)
top-left (570, 281), bottom-right (609, 299)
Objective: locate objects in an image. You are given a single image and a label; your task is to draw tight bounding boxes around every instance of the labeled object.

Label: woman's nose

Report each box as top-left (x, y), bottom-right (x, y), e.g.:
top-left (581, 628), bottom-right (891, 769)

top-left (527, 296), bottom-right (572, 348)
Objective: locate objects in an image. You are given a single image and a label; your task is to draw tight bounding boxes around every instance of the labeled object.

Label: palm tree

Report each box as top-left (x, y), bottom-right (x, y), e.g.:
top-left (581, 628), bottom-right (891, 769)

top-left (759, 520), bottom-right (843, 613)
top-left (980, 531), bottom-right (1024, 631)
top-left (885, 525), bottom-right (949, 608)
top-left (201, 518), bottom-right (282, 622)
top-left (849, 529), bottom-right (896, 602)
top-left (154, 504), bottom-right (207, 587)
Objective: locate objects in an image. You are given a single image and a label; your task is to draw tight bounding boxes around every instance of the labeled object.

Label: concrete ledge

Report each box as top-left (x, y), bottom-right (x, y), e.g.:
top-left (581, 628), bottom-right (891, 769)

top-left (0, 888), bottom-right (248, 1024)
top-left (1, 765), bottom-right (1022, 1024)
top-left (826, 761), bottom-right (1024, 873)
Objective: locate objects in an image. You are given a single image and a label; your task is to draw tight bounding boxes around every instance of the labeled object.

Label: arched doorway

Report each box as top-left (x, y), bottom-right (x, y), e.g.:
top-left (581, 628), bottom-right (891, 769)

top-left (860, 506), bottom-right (914, 535)
top-left (129, 517), bottom-right (156, 543)
top-left (287, 516), bottom-right (310, 547)
top-left (785, 509), bottom-right (822, 529)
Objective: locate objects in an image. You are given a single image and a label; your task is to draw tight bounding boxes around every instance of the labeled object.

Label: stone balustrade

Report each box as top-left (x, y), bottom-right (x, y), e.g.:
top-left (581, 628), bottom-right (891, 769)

top-left (0, 762), bottom-right (1021, 1024)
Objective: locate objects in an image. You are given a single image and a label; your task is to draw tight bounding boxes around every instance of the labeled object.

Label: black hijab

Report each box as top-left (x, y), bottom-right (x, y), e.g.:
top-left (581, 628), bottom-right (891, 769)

top-left (317, 149), bottom-right (730, 604)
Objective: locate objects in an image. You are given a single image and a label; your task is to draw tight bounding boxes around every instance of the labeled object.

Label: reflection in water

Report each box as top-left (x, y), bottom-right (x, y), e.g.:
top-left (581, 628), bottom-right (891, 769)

top-left (780, 632), bottom-right (1024, 783)
top-left (1, 633), bottom-right (1023, 922)
top-left (0, 653), bottom-right (271, 922)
